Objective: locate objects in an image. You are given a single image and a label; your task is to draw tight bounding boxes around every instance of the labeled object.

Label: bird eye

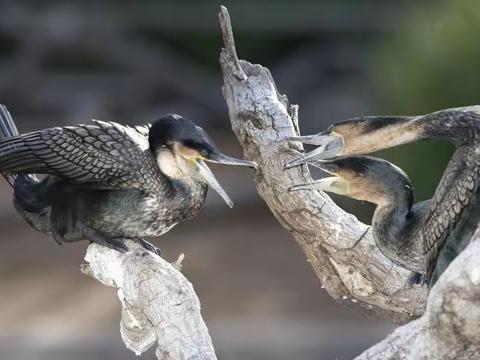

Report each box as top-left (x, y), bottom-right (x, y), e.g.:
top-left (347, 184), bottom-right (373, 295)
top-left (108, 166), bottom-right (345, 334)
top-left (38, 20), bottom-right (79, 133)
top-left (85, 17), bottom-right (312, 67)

top-left (200, 149), bottom-right (209, 158)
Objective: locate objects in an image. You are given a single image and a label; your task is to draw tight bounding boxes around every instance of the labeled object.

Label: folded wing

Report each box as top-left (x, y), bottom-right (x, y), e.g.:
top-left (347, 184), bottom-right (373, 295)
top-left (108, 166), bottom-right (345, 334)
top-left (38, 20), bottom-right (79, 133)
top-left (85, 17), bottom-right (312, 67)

top-left (421, 145), bottom-right (480, 280)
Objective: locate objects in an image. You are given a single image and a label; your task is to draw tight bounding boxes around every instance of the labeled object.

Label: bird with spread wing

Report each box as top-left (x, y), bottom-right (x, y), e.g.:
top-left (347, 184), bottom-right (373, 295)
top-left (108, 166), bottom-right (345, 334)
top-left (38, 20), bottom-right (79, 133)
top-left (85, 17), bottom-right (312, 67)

top-left (0, 104), bottom-right (256, 253)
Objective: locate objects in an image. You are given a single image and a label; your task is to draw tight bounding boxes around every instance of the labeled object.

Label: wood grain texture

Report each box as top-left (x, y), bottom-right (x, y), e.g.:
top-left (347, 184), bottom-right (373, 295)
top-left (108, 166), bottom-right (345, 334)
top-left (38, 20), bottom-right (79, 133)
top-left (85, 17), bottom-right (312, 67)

top-left (82, 241), bottom-right (217, 360)
top-left (356, 232), bottom-right (480, 359)
top-left (218, 5), bottom-right (426, 322)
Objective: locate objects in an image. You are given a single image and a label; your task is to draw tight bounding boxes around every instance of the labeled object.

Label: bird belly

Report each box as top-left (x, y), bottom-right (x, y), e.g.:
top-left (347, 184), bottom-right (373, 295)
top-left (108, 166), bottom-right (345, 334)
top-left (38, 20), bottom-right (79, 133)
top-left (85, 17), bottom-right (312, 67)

top-left (83, 190), bottom-right (206, 239)
top-left (14, 177), bottom-right (207, 242)
top-left (79, 192), bottom-right (171, 238)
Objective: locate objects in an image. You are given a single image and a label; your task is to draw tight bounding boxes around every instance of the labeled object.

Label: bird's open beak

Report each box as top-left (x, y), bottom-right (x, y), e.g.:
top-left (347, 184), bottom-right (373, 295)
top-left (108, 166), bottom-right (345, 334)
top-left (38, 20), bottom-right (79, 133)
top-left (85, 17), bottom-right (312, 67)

top-left (196, 160), bottom-right (234, 208)
top-left (288, 159), bottom-right (349, 195)
top-left (289, 176), bottom-right (349, 195)
top-left (284, 134), bottom-right (343, 169)
top-left (195, 153), bottom-right (256, 208)
top-left (205, 153), bottom-right (257, 169)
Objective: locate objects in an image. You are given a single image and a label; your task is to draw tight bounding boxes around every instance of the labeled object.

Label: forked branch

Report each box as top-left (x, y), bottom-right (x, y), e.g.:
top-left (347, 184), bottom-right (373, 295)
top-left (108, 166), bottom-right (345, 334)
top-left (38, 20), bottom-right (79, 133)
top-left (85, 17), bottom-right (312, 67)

top-left (82, 241), bottom-right (217, 360)
top-left (218, 5), bottom-right (425, 322)
top-left (356, 231), bottom-right (480, 359)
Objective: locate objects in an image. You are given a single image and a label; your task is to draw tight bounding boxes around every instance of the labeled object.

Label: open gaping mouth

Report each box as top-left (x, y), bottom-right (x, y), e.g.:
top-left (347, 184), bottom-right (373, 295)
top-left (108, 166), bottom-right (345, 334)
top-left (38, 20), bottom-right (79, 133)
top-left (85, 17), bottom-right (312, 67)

top-left (195, 153), bottom-right (257, 208)
top-left (284, 133), bottom-right (344, 169)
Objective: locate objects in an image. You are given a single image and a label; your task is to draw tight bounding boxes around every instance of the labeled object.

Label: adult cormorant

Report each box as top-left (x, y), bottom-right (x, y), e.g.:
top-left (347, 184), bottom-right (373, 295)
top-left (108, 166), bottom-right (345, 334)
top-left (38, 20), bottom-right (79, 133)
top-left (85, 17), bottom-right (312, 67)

top-left (285, 106), bottom-right (480, 282)
top-left (0, 104), bottom-right (256, 253)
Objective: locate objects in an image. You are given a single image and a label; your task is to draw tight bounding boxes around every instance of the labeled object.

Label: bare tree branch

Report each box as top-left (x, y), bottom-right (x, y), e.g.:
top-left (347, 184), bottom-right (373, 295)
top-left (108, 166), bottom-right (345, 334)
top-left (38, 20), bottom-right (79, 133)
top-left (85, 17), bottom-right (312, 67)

top-left (82, 241), bottom-right (217, 360)
top-left (218, 5), bottom-right (426, 322)
top-left (356, 231), bottom-right (480, 359)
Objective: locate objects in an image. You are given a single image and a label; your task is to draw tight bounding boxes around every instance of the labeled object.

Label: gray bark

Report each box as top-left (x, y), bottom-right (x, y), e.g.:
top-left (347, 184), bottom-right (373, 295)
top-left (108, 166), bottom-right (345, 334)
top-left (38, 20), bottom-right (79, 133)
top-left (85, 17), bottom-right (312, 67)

top-left (356, 232), bottom-right (480, 360)
top-left (81, 241), bottom-right (217, 360)
top-left (218, 6), bottom-right (480, 358)
top-left (78, 7), bottom-right (480, 359)
top-left (218, 6), bottom-right (425, 323)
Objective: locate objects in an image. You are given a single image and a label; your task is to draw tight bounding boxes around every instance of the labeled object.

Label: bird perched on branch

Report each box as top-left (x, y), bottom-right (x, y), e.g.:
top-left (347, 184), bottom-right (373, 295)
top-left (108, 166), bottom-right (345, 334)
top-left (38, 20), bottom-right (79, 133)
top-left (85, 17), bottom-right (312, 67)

top-left (0, 105), bottom-right (256, 254)
top-left (289, 155), bottom-right (471, 285)
top-left (285, 106), bottom-right (480, 284)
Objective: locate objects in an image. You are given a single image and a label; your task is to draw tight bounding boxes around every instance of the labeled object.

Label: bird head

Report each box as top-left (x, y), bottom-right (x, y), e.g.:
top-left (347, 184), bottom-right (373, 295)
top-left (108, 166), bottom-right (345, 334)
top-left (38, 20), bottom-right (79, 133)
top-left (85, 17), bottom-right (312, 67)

top-left (284, 116), bottom-right (413, 169)
top-left (289, 156), bottom-right (413, 207)
top-left (149, 114), bottom-right (257, 207)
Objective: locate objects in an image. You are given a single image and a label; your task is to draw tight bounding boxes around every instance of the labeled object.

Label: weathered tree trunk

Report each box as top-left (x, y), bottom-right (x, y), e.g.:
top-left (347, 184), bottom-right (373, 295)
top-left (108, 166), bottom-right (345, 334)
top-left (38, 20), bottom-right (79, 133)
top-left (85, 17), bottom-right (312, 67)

top-left (219, 5), bottom-right (480, 359)
top-left (82, 241), bottom-right (217, 360)
top-left (356, 232), bottom-right (480, 359)
top-left (219, 6), bottom-right (425, 323)
top-left (80, 7), bottom-right (480, 359)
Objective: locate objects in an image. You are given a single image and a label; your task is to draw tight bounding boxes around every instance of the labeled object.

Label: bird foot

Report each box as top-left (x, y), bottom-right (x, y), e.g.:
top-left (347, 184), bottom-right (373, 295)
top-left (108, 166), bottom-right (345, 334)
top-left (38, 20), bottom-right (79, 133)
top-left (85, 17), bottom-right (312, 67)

top-left (133, 238), bottom-right (162, 257)
top-left (82, 227), bottom-right (129, 253)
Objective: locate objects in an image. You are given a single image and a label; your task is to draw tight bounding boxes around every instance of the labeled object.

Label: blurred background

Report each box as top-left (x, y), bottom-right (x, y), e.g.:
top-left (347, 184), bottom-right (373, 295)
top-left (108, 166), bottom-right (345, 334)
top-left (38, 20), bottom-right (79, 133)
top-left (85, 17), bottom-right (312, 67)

top-left (0, 0), bottom-right (478, 359)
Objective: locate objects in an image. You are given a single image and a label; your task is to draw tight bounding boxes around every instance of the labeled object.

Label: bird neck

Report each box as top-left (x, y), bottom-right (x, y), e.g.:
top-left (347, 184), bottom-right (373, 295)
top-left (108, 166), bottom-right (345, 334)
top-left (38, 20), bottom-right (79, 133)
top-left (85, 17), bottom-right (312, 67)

top-left (373, 198), bottom-right (411, 238)
top-left (344, 107), bottom-right (480, 154)
top-left (415, 106), bottom-right (480, 145)
top-left (371, 187), bottom-right (418, 261)
top-left (155, 149), bottom-right (205, 193)
top-left (156, 149), bottom-right (187, 182)
top-left (343, 118), bottom-right (423, 155)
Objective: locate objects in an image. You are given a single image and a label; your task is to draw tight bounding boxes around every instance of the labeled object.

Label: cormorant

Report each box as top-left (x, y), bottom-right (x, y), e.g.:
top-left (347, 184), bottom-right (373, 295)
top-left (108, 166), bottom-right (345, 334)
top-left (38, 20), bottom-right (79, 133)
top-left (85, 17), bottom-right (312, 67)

top-left (285, 106), bottom-right (480, 283)
top-left (289, 155), bottom-right (474, 285)
top-left (0, 104), bottom-right (256, 253)
top-left (290, 156), bottom-right (428, 277)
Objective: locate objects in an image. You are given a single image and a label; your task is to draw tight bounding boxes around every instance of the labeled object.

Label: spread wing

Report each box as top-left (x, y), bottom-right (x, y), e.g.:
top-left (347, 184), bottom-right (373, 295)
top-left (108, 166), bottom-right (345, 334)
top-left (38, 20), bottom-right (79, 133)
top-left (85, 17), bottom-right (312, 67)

top-left (421, 145), bottom-right (480, 280)
top-left (0, 119), bottom-right (162, 190)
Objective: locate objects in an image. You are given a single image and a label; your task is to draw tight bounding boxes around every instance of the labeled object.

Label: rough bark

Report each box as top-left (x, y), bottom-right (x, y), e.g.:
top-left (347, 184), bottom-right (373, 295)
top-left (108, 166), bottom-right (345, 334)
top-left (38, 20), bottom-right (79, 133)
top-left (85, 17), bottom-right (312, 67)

top-left (77, 7), bottom-right (479, 359)
top-left (81, 241), bottom-right (217, 360)
top-left (219, 6), bottom-right (426, 322)
top-left (356, 231), bottom-right (480, 360)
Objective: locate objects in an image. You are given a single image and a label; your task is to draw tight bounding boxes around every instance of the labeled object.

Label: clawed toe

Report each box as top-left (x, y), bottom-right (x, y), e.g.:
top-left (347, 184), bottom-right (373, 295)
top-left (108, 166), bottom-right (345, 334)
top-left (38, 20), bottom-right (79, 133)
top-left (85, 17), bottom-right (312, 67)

top-left (135, 238), bottom-right (162, 256)
top-left (82, 226), bottom-right (130, 253)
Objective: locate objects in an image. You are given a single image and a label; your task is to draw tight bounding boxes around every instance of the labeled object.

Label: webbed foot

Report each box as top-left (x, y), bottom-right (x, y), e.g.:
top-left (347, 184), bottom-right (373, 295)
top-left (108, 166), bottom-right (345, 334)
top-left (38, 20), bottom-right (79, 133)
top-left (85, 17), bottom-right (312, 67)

top-left (82, 227), bottom-right (129, 253)
top-left (134, 238), bottom-right (162, 256)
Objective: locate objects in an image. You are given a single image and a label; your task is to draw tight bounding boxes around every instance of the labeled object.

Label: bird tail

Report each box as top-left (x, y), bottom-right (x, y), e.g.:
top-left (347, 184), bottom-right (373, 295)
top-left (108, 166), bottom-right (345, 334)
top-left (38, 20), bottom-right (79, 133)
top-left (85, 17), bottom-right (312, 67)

top-left (0, 104), bottom-right (36, 187)
top-left (0, 104), bottom-right (20, 186)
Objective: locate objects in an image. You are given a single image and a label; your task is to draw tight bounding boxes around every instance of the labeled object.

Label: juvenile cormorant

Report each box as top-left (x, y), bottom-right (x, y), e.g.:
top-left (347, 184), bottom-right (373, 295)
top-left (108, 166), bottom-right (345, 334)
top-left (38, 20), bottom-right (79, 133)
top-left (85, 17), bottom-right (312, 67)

top-left (289, 155), bottom-right (474, 285)
top-left (290, 156), bottom-right (427, 275)
top-left (0, 104), bottom-right (256, 253)
top-left (285, 106), bottom-right (480, 282)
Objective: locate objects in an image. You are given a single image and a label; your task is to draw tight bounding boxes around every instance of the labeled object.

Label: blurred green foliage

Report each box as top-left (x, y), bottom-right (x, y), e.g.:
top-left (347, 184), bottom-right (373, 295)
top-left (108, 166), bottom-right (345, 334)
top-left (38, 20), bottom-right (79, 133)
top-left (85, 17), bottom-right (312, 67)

top-left (370, 0), bottom-right (480, 201)
top-left (374, 0), bottom-right (480, 114)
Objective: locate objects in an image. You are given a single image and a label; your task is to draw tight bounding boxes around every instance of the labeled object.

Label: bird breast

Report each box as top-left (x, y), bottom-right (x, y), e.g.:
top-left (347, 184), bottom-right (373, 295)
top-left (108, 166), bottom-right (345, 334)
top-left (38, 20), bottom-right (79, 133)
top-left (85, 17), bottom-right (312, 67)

top-left (136, 182), bottom-right (208, 237)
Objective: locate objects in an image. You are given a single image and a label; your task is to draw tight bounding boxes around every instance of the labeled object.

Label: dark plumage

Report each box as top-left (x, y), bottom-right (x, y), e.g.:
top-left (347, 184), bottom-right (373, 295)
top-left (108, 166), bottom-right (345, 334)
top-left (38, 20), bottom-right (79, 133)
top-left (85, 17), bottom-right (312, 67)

top-left (0, 105), bottom-right (256, 253)
top-left (290, 156), bottom-right (426, 275)
top-left (286, 106), bottom-right (480, 284)
top-left (334, 116), bottom-right (411, 134)
top-left (290, 155), bottom-right (472, 286)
